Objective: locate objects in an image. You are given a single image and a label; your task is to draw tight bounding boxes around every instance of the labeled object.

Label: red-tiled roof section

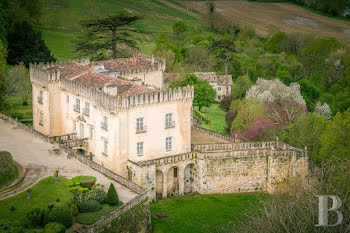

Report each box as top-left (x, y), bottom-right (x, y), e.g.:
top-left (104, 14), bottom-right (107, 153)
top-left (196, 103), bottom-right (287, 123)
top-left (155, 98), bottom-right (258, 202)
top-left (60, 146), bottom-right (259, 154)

top-left (73, 71), bottom-right (130, 88)
top-left (95, 57), bottom-right (158, 72)
top-left (194, 72), bottom-right (233, 86)
top-left (59, 62), bottom-right (90, 79)
top-left (72, 71), bottom-right (153, 96)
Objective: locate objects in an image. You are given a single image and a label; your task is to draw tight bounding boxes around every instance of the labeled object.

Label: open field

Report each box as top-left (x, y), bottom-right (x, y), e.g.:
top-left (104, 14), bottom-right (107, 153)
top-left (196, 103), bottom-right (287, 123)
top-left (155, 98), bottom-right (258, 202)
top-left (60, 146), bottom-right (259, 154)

top-left (150, 193), bottom-right (265, 233)
top-left (40, 0), bottom-right (202, 60)
top-left (177, 0), bottom-right (350, 46)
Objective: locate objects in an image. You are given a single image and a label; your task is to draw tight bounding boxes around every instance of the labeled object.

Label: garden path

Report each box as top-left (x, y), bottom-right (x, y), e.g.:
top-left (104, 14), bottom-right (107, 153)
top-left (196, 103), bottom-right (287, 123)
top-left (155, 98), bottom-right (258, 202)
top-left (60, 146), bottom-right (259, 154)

top-left (0, 119), bottom-right (137, 201)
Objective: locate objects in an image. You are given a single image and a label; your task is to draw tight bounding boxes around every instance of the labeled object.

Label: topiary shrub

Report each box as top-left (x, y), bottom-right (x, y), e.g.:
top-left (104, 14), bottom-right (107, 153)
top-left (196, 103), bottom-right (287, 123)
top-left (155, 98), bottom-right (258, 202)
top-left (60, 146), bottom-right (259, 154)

top-left (26, 208), bottom-right (44, 227)
top-left (106, 183), bottom-right (119, 206)
top-left (78, 199), bottom-right (102, 213)
top-left (71, 176), bottom-right (96, 189)
top-left (44, 205), bottom-right (72, 228)
top-left (44, 222), bottom-right (65, 233)
top-left (70, 204), bottom-right (79, 217)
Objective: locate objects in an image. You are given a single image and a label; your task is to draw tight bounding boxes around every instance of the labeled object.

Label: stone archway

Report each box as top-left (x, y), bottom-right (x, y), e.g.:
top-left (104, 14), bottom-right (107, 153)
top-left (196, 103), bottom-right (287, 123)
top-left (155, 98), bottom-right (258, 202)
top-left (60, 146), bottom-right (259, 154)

top-left (156, 170), bottom-right (163, 199)
top-left (167, 166), bottom-right (179, 196)
top-left (184, 163), bottom-right (196, 193)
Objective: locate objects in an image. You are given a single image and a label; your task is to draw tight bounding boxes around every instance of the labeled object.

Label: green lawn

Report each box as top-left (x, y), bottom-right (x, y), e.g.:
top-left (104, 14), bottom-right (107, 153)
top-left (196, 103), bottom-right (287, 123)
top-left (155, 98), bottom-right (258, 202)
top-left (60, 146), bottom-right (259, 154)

top-left (40, 0), bottom-right (203, 60)
top-left (195, 103), bottom-right (227, 134)
top-left (3, 96), bottom-right (33, 124)
top-left (150, 193), bottom-right (265, 233)
top-left (76, 202), bottom-right (122, 225)
top-left (0, 177), bottom-right (73, 222)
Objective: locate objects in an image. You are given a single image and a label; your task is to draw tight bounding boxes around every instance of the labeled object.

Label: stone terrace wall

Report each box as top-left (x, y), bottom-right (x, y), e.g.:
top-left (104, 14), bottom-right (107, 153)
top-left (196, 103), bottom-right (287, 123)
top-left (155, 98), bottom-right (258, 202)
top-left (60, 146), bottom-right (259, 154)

top-left (194, 141), bottom-right (306, 155)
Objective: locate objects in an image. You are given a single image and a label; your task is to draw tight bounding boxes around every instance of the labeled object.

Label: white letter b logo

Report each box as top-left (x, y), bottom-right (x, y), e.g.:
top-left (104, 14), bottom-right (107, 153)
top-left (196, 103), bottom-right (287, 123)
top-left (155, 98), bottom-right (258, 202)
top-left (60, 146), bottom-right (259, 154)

top-left (316, 195), bottom-right (343, 226)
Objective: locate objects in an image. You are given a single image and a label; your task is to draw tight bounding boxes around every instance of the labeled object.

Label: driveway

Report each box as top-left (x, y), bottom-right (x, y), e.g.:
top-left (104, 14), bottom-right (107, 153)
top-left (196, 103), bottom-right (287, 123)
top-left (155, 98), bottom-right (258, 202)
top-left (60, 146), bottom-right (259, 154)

top-left (0, 119), bottom-right (137, 201)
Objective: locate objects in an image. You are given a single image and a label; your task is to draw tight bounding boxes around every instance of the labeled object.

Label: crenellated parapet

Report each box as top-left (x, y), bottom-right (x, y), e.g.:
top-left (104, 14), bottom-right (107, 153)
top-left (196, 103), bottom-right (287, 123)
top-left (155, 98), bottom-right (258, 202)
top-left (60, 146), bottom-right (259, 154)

top-left (29, 61), bottom-right (64, 87)
top-left (60, 78), bottom-right (119, 112)
top-left (60, 78), bottom-right (193, 112)
top-left (118, 86), bottom-right (194, 109)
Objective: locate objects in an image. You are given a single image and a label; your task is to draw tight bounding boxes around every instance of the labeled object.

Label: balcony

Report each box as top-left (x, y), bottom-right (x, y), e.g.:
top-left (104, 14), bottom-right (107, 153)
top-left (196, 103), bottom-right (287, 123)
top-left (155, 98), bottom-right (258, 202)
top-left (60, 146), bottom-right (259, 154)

top-left (83, 108), bottom-right (90, 116)
top-left (165, 121), bottom-right (176, 129)
top-left (136, 125), bottom-right (147, 133)
top-left (101, 122), bottom-right (108, 131)
top-left (37, 96), bottom-right (43, 104)
top-left (73, 105), bottom-right (80, 113)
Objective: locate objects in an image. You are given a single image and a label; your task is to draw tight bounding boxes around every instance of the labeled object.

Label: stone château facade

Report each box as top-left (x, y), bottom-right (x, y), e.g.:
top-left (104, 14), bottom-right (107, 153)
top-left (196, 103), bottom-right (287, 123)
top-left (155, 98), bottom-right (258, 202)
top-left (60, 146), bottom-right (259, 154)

top-left (30, 55), bottom-right (194, 176)
top-left (30, 56), bottom-right (308, 201)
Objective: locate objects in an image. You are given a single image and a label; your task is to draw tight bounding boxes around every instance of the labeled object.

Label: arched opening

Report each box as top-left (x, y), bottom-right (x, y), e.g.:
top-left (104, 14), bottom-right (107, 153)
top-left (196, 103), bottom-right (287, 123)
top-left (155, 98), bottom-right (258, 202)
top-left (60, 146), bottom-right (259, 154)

top-left (156, 170), bottom-right (163, 199)
top-left (167, 166), bottom-right (179, 196)
top-left (184, 163), bottom-right (196, 193)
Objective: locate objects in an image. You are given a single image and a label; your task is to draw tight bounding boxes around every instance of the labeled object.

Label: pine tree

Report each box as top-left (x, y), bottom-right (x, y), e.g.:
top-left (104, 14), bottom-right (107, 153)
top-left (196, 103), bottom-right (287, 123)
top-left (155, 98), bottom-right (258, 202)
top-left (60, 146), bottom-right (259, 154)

top-left (106, 183), bottom-right (119, 206)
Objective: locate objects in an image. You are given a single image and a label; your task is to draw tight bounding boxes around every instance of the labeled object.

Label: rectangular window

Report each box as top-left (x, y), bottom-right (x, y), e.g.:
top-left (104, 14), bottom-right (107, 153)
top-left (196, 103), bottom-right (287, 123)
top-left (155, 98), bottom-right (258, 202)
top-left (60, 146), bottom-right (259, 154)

top-left (74, 99), bottom-right (80, 112)
top-left (102, 116), bottom-right (108, 130)
top-left (89, 127), bottom-right (93, 139)
top-left (218, 87), bottom-right (221, 91)
top-left (66, 95), bottom-right (69, 103)
top-left (39, 112), bottom-right (43, 125)
top-left (38, 91), bottom-right (43, 104)
top-left (174, 167), bottom-right (178, 178)
top-left (165, 113), bottom-right (174, 128)
top-left (137, 142), bottom-right (144, 156)
top-left (73, 120), bottom-right (76, 131)
top-left (136, 118), bottom-right (144, 132)
top-left (166, 137), bottom-right (172, 151)
top-left (103, 140), bottom-right (108, 155)
top-left (80, 123), bottom-right (84, 138)
top-left (84, 102), bottom-right (90, 116)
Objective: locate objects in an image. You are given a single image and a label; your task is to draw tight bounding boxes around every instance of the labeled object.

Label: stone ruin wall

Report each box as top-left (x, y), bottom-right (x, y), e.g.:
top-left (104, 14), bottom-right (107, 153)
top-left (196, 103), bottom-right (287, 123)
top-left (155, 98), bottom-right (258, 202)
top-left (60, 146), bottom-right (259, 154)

top-left (128, 142), bottom-right (309, 200)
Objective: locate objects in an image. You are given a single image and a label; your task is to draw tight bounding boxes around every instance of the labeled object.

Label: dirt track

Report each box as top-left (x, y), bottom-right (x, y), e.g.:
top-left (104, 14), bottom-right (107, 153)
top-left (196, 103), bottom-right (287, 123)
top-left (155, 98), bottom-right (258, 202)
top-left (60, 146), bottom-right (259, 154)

top-left (177, 1), bottom-right (350, 46)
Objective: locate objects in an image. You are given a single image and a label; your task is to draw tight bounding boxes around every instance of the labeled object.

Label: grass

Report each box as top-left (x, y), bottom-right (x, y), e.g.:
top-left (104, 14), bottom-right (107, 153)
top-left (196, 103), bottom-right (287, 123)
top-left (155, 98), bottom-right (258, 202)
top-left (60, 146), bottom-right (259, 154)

top-left (195, 103), bottom-right (227, 134)
top-left (3, 96), bottom-right (33, 124)
top-left (76, 202), bottom-right (122, 225)
top-left (0, 177), bottom-right (73, 222)
top-left (40, 0), bottom-right (204, 60)
top-left (150, 193), bottom-right (265, 233)
top-left (41, 30), bottom-right (76, 60)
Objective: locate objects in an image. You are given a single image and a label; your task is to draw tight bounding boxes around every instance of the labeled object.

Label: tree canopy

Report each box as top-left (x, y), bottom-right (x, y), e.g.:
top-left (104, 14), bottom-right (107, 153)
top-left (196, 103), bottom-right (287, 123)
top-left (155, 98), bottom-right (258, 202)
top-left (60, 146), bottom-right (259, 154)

top-left (172, 74), bottom-right (216, 111)
top-left (74, 13), bottom-right (141, 60)
top-left (7, 21), bottom-right (55, 66)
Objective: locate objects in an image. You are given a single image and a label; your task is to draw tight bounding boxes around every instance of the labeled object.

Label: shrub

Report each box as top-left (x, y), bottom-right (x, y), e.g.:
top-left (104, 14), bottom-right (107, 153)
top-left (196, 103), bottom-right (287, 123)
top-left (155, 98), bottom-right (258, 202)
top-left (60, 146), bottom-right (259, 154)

top-left (70, 204), bottom-right (79, 217)
top-left (0, 219), bottom-right (24, 232)
top-left (106, 183), bottom-right (119, 206)
top-left (10, 206), bottom-right (16, 212)
top-left (219, 95), bottom-right (234, 111)
top-left (44, 222), bottom-right (65, 233)
top-left (26, 208), bottom-right (44, 227)
top-left (0, 151), bottom-right (19, 187)
top-left (93, 189), bottom-right (107, 204)
top-left (44, 205), bottom-right (73, 228)
top-left (78, 199), bottom-right (102, 213)
top-left (71, 176), bottom-right (97, 189)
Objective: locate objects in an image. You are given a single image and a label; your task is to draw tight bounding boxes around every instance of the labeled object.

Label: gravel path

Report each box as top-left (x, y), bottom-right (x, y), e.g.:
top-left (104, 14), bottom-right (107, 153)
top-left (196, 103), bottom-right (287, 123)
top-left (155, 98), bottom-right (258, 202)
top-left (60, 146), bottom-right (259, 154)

top-left (0, 119), bottom-right (137, 201)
